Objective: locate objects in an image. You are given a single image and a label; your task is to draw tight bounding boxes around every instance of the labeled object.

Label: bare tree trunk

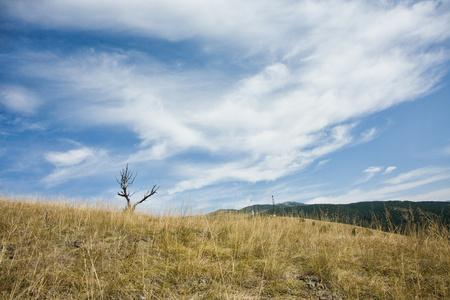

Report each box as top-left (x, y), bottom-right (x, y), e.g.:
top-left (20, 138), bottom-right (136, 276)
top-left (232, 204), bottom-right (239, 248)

top-left (117, 164), bottom-right (159, 213)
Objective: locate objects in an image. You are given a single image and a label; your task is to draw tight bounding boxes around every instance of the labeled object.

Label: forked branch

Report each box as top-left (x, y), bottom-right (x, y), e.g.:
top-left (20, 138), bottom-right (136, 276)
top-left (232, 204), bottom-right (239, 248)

top-left (131, 185), bottom-right (160, 212)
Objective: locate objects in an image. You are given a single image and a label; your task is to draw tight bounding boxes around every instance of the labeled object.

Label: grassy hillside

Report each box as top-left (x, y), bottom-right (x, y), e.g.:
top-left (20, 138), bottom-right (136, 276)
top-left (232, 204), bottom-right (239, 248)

top-left (1, 197), bottom-right (449, 299)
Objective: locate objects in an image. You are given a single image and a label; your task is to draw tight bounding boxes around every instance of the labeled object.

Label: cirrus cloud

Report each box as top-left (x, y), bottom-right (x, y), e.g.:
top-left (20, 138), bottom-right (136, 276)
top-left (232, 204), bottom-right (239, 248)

top-left (308, 166), bottom-right (450, 205)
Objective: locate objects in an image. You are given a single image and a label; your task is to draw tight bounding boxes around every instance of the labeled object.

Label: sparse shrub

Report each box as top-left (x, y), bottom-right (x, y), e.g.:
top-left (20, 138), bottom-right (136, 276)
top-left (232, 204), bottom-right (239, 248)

top-left (352, 227), bottom-right (357, 236)
top-left (319, 225), bottom-right (327, 233)
top-left (312, 252), bottom-right (332, 280)
top-left (364, 229), bottom-right (374, 236)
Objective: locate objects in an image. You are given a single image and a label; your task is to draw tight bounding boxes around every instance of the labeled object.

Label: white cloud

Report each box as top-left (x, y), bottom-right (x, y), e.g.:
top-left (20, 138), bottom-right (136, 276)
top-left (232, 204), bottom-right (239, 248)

top-left (359, 128), bottom-right (377, 143)
top-left (444, 145), bottom-right (450, 156)
top-left (403, 188), bottom-right (450, 202)
top-left (384, 166), bottom-right (448, 185)
top-left (0, 85), bottom-right (40, 114)
top-left (314, 159), bottom-right (330, 171)
top-left (364, 166), bottom-right (382, 174)
top-left (308, 166), bottom-right (450, 204)
top-left (6, 1), bottom-right (450, 54)
top-left (361, 166), bottom-right (382, 181)
top-left (5, 0), bottom-right (450, 194)
top-left (45, 147), bottom-right (95, 167)
top-left (384, 166), bottom-right (397, 174)
top-left (168, 123), bottom-right (355, 194)
top-left (42, 147), bottom-right (116, 187)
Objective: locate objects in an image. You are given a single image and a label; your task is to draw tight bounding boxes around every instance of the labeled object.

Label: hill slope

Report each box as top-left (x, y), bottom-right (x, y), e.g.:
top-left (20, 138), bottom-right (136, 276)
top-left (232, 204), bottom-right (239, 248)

top-left (1, 197), bottom-right (449, 299)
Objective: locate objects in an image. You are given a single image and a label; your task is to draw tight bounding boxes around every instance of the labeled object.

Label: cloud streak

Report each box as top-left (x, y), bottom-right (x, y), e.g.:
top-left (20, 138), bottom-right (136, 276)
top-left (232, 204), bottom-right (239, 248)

top-left (308, 166), bottom-right (450, 204)
top-left (42, 147), bottom-right (111, 187)
top-left (384, 166), bottom-right (397, 174)
top-left (0, 85), bottom-right (41, 115)
top-left (45, 147), bottom-right (96, 167)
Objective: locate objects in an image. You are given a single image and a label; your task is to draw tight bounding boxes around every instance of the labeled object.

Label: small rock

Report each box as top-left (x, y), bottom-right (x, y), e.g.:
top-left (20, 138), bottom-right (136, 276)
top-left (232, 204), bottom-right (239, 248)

top-left (69, 240), bottom-right (83, 248)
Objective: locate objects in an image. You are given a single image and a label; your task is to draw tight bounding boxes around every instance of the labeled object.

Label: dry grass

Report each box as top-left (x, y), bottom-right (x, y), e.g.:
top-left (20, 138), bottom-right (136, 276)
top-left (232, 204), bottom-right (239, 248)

top-left (0, 197), bottom-right (449, 299)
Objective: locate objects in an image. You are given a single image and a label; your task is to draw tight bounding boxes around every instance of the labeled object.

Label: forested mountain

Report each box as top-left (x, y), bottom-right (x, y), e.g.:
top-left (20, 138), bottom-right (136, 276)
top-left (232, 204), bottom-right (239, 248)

top-left (232, 201), bottom-right (450, 234)
top-left (239, 201), bottom-right (305, 215)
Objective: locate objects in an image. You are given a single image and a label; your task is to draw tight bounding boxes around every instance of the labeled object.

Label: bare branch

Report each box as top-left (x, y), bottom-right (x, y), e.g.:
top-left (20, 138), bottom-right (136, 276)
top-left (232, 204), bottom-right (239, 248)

top-left (130, 185), bottom-right (159, 212)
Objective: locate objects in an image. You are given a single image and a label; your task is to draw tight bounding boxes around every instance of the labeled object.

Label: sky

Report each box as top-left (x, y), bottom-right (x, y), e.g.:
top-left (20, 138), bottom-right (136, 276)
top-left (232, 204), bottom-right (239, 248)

top-left (1, 0), bottom-right (450, 213)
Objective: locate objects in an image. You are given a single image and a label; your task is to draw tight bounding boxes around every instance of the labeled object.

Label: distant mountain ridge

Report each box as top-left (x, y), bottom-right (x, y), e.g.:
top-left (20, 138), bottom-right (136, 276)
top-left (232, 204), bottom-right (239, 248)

top-left (238, 201), bottom-right (305, 214)
top-left (212, 200), bottom-right (450, 234)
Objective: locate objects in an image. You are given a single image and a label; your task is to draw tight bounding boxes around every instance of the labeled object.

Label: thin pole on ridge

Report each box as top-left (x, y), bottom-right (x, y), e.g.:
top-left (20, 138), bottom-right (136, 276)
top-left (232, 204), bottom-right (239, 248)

top-left (250, 189), bottom-right (254, 217)
top-left (272, 195), bottom-right (276, 217)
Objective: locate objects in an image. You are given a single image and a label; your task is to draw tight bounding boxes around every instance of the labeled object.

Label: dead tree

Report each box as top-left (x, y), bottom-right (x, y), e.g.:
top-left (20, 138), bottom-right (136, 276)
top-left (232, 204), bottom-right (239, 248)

top-left (117, 164), bottom-right (159, 213)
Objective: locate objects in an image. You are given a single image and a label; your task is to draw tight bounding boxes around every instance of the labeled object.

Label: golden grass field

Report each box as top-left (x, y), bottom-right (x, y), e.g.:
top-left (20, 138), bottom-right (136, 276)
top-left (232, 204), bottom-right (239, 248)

top-left (0, 197), bottom-right (449, 299)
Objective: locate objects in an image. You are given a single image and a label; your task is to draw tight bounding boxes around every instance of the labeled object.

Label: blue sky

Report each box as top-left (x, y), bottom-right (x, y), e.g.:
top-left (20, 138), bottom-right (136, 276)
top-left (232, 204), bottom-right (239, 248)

top-left (1, 0), bottom-right (450, 213)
